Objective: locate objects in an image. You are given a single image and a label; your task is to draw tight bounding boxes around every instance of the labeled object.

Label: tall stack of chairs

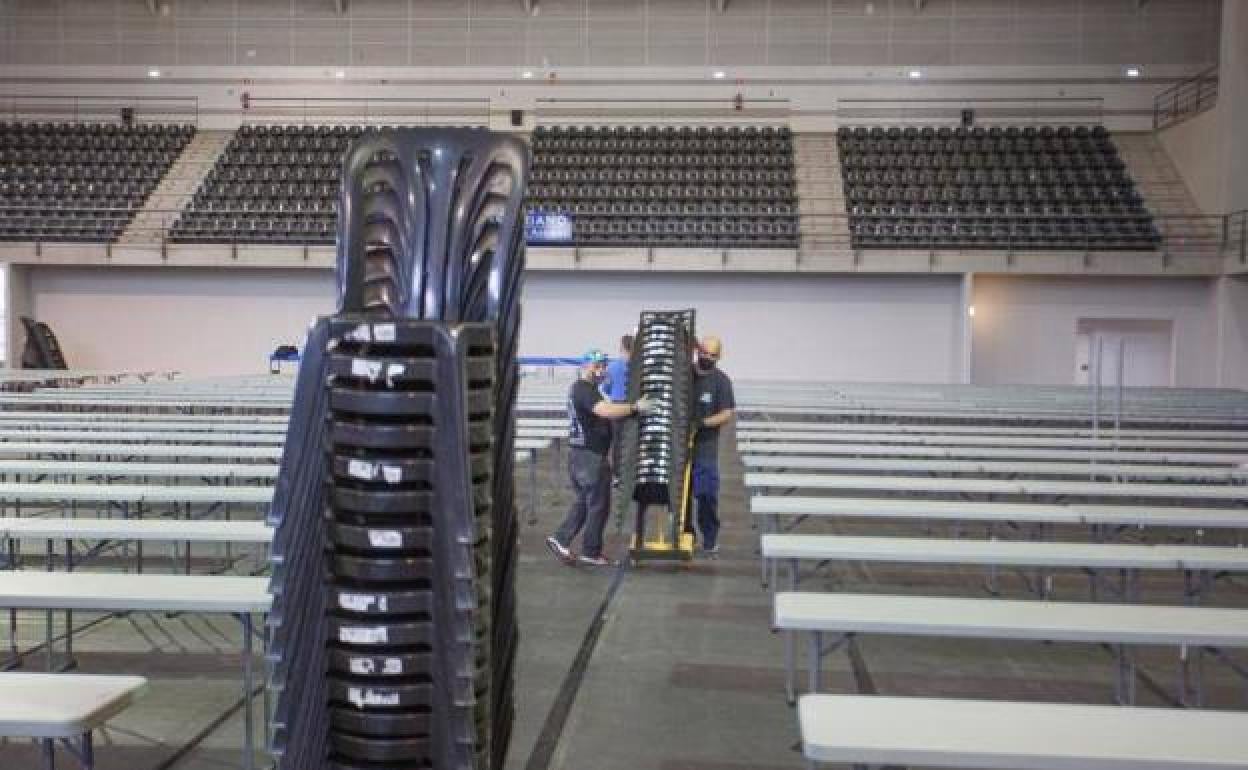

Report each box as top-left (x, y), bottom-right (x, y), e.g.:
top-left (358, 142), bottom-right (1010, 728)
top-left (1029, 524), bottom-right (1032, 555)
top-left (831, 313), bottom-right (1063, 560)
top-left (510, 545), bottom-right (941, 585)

top-left (268, 128), bottom-right (528, 770)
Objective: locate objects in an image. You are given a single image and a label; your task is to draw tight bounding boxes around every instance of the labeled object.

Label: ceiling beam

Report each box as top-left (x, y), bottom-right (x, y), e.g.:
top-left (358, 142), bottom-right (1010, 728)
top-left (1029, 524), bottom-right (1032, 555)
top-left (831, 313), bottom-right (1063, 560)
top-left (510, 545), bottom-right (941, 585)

top-left (333, 0), bottom-right (346, 15)
top-left (716, 0), bottom-right (728, 12)
top-left (913, 0), bottom-right (925, 11)
top-left (522, 0), bottom-right (535, 13)
top-left (145, 0), bottom-right (157, 15)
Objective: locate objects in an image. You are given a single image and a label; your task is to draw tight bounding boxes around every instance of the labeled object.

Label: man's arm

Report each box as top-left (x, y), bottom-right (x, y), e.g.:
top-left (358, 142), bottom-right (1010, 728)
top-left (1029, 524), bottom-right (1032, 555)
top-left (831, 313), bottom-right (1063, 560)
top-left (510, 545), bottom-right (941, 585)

top-left (702, 408), bottom-right (734, 428)
top-left (593, 400), bottom-right (637, 420)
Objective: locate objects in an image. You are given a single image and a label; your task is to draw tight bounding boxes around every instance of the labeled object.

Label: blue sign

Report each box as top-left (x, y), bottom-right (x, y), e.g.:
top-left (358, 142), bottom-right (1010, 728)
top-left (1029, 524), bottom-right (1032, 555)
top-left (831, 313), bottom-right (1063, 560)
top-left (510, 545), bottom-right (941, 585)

top-left (526, 211), bottom-right (575, 244)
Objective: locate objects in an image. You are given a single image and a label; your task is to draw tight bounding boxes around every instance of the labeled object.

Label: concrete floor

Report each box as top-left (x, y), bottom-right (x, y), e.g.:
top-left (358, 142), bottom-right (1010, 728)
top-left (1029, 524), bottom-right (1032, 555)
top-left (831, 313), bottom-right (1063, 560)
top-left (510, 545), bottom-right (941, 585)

top-left (1, 430), bottom-right (1245, 769)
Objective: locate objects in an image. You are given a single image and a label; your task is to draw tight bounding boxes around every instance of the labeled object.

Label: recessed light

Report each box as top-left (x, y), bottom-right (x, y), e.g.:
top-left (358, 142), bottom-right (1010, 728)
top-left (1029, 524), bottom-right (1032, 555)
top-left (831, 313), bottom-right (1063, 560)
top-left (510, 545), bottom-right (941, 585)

top-left (967, 305), bottom-right (976, 318)
top-left (334, 70), bottom-right (346, 79)
top-left (908, 69), bottom-right (923, 79)
top-left (1125, 67), bottom-right (1141, 78)
top-left (522, 70), bottom-right (534, 79)
top-left (713, 70), bottom-right (727, 79)
top-left (147, 69), bottom-right (161, 78)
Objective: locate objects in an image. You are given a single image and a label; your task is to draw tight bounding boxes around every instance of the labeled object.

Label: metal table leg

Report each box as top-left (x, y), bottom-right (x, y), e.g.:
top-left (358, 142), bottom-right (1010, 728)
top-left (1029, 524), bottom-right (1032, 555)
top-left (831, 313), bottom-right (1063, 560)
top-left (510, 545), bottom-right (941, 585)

top-left (239, 612), bottom-right (255, 770)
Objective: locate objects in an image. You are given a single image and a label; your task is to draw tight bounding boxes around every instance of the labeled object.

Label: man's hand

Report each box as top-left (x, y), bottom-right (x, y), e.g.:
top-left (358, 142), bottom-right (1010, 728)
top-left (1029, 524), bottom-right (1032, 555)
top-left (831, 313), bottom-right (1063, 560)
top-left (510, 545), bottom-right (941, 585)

top-left (634, 396), bottom-right (656, 415)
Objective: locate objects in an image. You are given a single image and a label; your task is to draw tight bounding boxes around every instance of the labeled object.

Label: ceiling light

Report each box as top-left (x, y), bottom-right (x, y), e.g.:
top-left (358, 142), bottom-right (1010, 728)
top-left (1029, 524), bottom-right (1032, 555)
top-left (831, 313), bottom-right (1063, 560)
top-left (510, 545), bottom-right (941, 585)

top-left (1125, 67), bottom-right (1141, 78)
top-left (713, 70), bottom-right (727, 79)
top-left (522, 70), bottom-right (534, 79)
top-left (967, 305), bottom-right (976, 318)
top-left (147, 69), bottom-right (161, 78)
top-left (334, 70), bottom-right (346, 79)
top-left (908, 69), bottom-right (923, 79)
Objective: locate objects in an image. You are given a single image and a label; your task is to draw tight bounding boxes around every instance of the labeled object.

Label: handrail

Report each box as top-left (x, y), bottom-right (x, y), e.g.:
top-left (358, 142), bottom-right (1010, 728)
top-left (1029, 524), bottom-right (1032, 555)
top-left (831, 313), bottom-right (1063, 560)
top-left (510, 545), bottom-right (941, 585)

top-left (0, 95), bottom-right (199, 126)
top-left (1153, 66), bottom-right (1218, 130)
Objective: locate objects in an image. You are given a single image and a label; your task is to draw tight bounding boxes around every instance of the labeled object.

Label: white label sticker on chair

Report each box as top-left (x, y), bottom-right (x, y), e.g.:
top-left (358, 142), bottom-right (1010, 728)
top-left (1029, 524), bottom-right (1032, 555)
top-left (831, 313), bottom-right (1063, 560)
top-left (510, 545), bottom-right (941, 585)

top-left (348, 657), bottom-right (376, 675)
top-left (339, 626), bottom-right (387, 644)
top-left (347, 459), bottom-right (376, 481)
top-left (346, 324), bottom-right (371, 342)
top-left (383, 657), bottom-right (403, 675)
top-left (368, 530), bottom-right (403, 548)
top-left (373, 323), bottom-right (396, 342)
top-left (351, 358), bottom-right (383, 381)
top-left (347, 687), bottom-right (399, 708)
top-left (381, 465), bottom-right (402, 484)
top-left (338, 593), bottom-right (376, 612)
top-left (386, 362), bottom-right (406, 379)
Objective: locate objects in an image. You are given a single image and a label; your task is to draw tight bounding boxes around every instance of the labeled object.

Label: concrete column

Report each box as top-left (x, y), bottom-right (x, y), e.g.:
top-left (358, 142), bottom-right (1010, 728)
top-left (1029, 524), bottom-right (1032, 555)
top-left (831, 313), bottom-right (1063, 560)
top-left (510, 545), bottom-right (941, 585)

top-left (1214, 274), bottom-right (1248, 388)
top-left (955, 272), bottom-right (974, 384)
top-left (1218, 0), bottom-right (1248, 213)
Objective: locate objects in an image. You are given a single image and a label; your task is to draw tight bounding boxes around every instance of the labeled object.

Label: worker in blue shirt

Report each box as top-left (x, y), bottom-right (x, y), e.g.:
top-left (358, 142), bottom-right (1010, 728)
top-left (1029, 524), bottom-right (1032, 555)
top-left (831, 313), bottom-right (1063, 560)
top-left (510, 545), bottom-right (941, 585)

top-left (603, 334), bottom-right (633, 486)
top-left (603, 334), bottom-right (633, 402)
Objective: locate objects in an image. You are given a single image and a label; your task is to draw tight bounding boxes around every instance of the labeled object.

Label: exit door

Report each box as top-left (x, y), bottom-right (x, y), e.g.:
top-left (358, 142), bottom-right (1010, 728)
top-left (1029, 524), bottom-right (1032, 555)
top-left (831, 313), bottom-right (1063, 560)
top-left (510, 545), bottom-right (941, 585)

top-left (1074, 319), bottom-right (1174, 387)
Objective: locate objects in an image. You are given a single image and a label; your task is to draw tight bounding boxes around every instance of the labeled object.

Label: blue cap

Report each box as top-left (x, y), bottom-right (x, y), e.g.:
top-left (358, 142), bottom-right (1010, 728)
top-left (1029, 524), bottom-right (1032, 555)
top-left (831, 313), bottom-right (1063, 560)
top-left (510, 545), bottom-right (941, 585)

top-left (581, 348), bottom-right (608, 365)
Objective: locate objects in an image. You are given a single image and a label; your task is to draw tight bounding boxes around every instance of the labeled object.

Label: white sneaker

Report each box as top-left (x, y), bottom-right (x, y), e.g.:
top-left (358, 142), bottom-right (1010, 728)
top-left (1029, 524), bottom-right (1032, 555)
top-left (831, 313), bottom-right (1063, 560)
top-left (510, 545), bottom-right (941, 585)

top-left (545, 536), bottom-right (573, 564)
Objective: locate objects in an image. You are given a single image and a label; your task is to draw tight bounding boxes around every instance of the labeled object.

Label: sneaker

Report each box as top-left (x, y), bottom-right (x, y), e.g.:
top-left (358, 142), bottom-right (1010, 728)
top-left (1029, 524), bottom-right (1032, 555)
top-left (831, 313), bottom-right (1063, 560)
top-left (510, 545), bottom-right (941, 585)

top-left (702, 545), bottom-right (720, 558)
top-left (577, 553), bottom-right (612, 567)
top-left (545, 536), bottom-right (573, 564)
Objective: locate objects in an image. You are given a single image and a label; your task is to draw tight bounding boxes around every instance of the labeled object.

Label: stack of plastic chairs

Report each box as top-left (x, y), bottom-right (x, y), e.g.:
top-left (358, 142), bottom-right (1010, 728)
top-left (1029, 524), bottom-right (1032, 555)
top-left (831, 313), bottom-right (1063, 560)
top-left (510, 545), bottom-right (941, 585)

top-left (268, 127), bottom-right (529, 770)
top-left (614, 309), bottom-right (696, 561)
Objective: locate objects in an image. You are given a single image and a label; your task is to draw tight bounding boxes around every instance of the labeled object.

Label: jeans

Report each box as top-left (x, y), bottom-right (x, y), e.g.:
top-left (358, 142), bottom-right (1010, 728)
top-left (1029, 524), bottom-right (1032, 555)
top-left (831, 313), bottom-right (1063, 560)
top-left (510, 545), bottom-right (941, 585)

top-left (691, 461), bottom-right (721, 550)
top-left (554, 447), bottom-right (611, 558)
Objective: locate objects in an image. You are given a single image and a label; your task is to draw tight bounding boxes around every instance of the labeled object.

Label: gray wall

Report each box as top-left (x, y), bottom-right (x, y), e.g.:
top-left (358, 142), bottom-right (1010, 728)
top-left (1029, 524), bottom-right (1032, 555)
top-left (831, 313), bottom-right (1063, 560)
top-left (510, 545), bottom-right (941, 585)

top-left (0, 0), bottom-right (1221, 69)
top-left (520, 271), bottom-right (964, 382)
top-left (22, 267), bottom-right (964, 381)
top-left (971, 274), bottom-right (1218, 387)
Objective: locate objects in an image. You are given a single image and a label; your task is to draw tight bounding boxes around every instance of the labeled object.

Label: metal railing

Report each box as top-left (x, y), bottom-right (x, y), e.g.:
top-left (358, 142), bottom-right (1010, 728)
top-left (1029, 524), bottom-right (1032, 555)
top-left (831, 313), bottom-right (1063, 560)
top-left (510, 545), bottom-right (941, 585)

top-left (800, 209), bottom-right (1230, 257)
top-left (835, 97), bottom-right (1105, 127)
top-left (0, 205), bottom-right (1245, 263)
top-left (0, 95), bottom-right (199, 126)
top-left (239, 97), bottom-right (491, 127)
top-left (1153, 66), bottom-right (1218, 130)
top-left (533, 97), bottom-right (793, 125)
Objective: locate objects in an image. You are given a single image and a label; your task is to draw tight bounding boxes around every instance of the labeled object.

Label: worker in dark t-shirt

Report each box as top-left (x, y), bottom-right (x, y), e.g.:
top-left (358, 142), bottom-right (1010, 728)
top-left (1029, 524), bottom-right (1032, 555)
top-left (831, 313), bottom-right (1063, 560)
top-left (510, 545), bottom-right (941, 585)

top-left (547, 349), bottom-right (654, 567)
top-left (689, 335), bottom-right (735, 555)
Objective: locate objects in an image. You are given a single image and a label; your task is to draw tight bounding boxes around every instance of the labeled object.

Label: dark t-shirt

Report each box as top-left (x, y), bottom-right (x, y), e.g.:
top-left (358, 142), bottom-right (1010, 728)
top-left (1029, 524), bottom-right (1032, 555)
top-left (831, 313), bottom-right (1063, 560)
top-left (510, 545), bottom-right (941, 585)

top-left (692, 367), bottom-right (735, 465)
top-left (567, 378), bottom-right (612, 455)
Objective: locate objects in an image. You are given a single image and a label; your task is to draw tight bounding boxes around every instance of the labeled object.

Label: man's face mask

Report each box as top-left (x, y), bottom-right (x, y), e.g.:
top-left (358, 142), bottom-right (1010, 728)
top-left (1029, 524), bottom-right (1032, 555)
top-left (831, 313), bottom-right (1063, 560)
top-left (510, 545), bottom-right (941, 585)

top-left (696, 355), bottom-right (717, 372)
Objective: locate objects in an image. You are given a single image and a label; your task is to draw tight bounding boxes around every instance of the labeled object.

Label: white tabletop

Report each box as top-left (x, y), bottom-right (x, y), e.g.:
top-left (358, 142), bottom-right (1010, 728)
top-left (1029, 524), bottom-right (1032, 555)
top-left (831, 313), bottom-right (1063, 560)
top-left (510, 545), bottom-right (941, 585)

top-left (0, 419), bottom-right (289, 433)
top-left (738, 420), bottom-right (1248, 440)
top-left (0, 443), bottom-right (282, 460)
top-left (743, 455), bottom-right (1248, 480)
top-left (735, 442), bottom-right (1248, 465)
top-left (750, 495), bottom-right (1248, 530)
top-left (0, 571), bottom-right (272, 613)
top-left (737, 431), bottom-right (1248, 451)
top-left (745, 472), bottom-right (1248, 501)
top-left (799, 695), bottom-right (1248, 770)
top-left (0, 430), bottom-right (283, 445)
top-left (0, 482), bottom-right (272, 505)
top-left (761, 534), bottom-right (1248, 571)
top-left (0, 673), bottom-right (149, 738)
top-left (0, 412), bottom-right (288, 424)
top-left (0, 461), bottom-right (278, 480)
top-left (0, 518), bottom-right (273, 543)
top-left (774, 592), bottom-right (1248, 647)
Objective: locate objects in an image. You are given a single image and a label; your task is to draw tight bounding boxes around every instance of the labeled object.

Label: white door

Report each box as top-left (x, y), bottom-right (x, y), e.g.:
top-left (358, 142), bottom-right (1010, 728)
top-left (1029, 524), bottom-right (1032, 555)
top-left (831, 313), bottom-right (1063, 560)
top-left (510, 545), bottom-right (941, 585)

top-left (1074, 319), bottom-right (1173, 387)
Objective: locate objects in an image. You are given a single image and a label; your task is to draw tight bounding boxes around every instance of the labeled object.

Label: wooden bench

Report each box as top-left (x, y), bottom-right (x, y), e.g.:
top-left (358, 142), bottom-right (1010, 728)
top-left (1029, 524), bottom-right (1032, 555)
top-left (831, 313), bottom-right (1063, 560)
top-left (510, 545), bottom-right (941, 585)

top-left (798, 694), bottom-right (1248, 770)
top-left (0, 672), bottom-right (148, 769)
